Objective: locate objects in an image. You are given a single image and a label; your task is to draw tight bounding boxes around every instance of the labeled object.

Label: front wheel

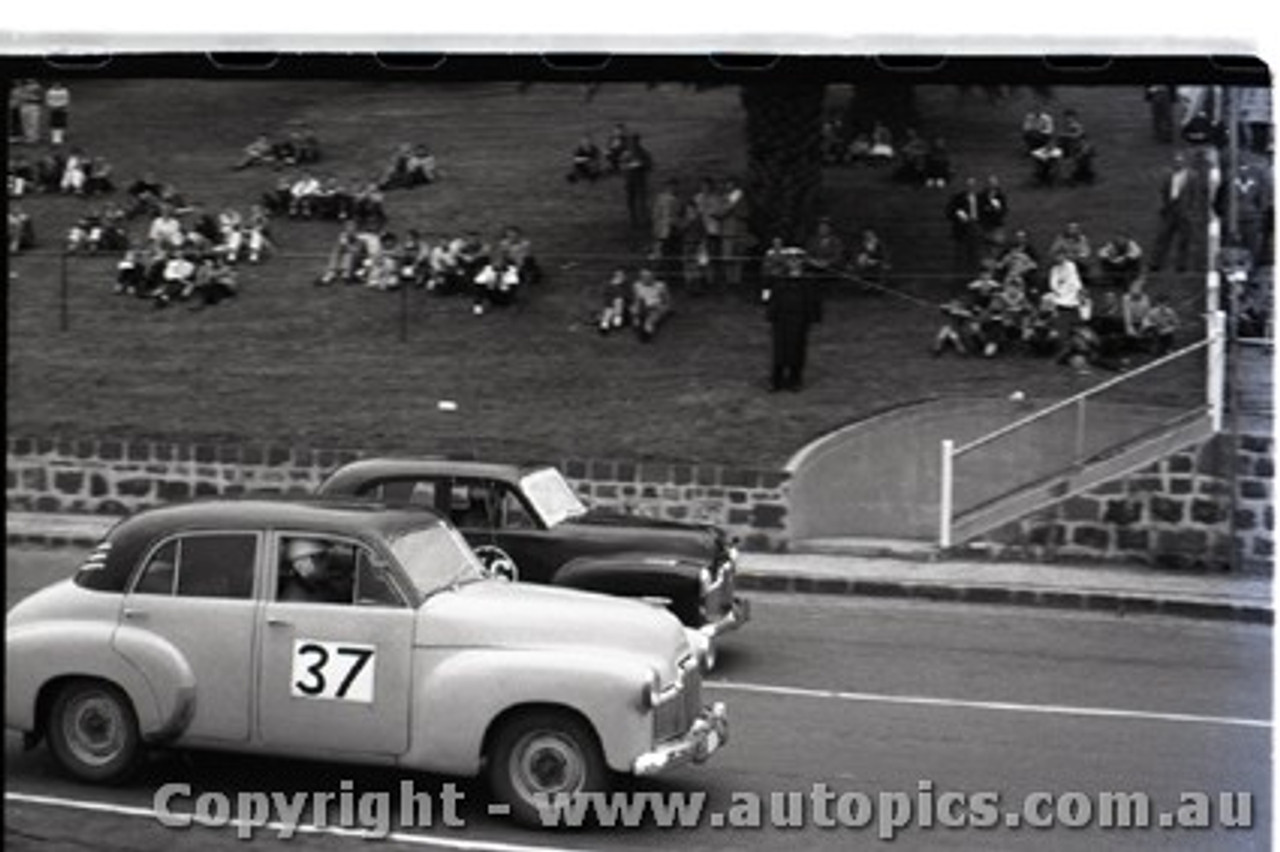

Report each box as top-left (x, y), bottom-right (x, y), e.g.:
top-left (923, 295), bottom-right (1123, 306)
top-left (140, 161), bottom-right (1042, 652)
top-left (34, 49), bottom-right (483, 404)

top-left (487, 710), bottom-right (608, 826)
top-left (46, 679), bottom-right (142, 783)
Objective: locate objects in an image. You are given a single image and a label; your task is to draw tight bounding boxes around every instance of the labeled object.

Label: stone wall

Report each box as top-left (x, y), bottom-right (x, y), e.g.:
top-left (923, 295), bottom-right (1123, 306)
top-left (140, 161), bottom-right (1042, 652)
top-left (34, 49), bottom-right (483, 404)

top-left (981, 433), bottom-right (1273, 572)
top-left (5, 437), bottom-right (793, 551)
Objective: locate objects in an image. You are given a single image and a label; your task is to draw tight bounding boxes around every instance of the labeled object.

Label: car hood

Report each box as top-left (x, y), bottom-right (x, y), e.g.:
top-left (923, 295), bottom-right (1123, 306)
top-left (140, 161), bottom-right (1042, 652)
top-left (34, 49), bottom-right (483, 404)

top-left (555, 510), bottom-right (721, 559)
top-left (415, 580), bottom-right (689, 671)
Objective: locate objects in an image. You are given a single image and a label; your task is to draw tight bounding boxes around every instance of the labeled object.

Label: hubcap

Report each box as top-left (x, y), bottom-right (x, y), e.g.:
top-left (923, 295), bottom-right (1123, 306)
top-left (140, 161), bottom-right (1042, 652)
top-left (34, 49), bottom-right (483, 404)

top-left (511, 731), bottom-right (585, 798)
top-left (63, 692), bottom-right (126, 767)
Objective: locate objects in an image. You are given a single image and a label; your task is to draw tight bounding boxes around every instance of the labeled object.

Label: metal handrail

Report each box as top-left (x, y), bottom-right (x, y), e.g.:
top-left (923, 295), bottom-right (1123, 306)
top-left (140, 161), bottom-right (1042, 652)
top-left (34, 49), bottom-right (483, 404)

top-left (951, 336), bottom-right (1213, 459)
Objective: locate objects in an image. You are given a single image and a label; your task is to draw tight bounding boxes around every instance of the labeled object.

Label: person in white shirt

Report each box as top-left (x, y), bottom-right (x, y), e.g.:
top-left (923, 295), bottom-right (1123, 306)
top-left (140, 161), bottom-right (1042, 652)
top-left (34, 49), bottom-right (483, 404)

top-left (148, 207), bottom-right (183, 250)
top-left (631, 267), bottom-right (672, 342)
top-left (1047, 249), bottom-right (1086, 346)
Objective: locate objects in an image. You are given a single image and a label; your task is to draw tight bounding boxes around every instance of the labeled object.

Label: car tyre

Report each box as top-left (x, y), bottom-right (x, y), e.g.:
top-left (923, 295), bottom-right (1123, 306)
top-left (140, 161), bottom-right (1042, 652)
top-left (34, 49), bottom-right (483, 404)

top-left (487, 710), bottom-right (607, 826)
top-left (47, 679), bottom-right (142, 784)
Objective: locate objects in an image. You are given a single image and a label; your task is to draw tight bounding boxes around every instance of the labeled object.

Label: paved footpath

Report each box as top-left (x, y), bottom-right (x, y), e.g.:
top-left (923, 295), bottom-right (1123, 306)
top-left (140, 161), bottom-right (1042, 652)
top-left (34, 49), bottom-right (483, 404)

top-left (7, 512), bottom-right (1272, 625)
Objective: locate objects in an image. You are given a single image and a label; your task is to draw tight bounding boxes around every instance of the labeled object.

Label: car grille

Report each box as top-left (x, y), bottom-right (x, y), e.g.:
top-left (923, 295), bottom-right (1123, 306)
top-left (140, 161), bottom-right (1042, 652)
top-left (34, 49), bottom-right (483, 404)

top-left (654, 657), bottom-right (703, 743)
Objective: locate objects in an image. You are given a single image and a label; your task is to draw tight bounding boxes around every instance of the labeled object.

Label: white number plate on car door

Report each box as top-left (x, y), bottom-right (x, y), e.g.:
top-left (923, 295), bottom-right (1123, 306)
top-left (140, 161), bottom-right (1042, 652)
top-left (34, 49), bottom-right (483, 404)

top-left (290, 640), bottom-right (376, 702)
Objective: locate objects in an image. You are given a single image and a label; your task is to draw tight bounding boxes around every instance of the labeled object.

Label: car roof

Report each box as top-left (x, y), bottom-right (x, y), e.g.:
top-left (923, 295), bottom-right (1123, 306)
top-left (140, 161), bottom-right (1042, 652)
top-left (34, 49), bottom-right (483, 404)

top-left (320, 457), bottom-right (552, 491)
top-left (78, 497), bottom-right (447, 593)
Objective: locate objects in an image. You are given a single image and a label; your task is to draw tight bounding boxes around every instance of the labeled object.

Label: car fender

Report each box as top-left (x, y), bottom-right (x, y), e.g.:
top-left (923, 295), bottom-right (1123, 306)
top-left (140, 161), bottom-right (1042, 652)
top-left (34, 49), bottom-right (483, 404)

top-left (553, 554), bottom-right (702, 622)
top-left (400, 648), bottom-right (654, 776)
top-left (109, 624), bottom-right (198, 741)
top-left (5, 621), bottom-right (182, 741)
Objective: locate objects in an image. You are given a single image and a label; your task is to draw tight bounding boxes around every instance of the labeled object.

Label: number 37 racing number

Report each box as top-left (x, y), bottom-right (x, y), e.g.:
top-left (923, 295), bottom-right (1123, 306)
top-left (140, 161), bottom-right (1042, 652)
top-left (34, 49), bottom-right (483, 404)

top-left (290, 640), bottom-right (376, 703)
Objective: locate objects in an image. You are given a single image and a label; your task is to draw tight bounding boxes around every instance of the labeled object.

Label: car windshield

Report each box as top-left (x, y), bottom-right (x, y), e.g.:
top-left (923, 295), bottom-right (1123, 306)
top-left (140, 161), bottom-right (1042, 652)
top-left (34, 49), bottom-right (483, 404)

top-left (520, 467), bottom-right (588, 528)
top-left (388, 524), bottom-right (486, 599)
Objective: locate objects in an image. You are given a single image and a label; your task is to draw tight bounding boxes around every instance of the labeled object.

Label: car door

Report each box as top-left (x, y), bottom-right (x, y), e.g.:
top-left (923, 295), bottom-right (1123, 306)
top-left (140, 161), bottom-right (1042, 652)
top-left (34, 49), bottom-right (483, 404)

top-left (257, 531), bottom-right (414, 757)
top-left (119, 531), bottom-right (261, 742)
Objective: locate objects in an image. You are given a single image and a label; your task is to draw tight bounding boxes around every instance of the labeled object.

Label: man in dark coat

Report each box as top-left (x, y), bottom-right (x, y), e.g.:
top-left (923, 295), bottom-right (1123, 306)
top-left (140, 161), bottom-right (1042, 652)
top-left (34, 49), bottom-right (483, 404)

top-left (767, 247), bottom-right (822, 392)
top-left (946, 177), bottom-right (984, 273)
top-left (1150, 153), bottom-right (1197, 274)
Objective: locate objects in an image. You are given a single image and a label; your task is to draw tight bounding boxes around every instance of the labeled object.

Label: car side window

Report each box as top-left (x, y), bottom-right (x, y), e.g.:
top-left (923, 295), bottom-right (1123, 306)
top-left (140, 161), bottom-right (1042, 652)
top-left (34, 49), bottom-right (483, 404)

top-left (364, 479), bottom-right (436, 509)
top-left (134, 539), bottom-right (178, 595)
top-left (449, 479), bottom-right (495, 530)
top-left (133, 534), bottom-right (256, 600)
top-left (278, 535), bottom-right (390, 606)
top-left (498, 486), bottom-right (536, 530)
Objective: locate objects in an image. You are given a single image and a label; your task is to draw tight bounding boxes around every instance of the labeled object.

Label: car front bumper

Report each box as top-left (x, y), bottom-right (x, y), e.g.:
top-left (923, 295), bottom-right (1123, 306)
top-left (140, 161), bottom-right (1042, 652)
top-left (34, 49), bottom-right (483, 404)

top-left (632, 701), bottom-right (729, 776)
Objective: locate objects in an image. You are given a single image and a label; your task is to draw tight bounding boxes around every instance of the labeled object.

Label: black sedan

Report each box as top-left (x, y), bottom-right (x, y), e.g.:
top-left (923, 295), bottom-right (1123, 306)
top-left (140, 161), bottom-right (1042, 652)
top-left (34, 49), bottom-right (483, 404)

top-left (317, 458), bottom-right (749, 649)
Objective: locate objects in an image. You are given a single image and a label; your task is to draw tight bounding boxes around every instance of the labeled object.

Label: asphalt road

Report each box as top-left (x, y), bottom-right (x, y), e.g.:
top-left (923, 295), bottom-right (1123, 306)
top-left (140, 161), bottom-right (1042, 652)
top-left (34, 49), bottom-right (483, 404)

top-left (5, 547), bottom-right (1272, 851)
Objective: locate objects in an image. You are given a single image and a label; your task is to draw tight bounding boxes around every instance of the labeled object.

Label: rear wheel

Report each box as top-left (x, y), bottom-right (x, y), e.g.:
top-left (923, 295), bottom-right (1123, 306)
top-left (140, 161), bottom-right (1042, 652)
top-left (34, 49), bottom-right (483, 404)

top-left (487, 710), bottom-right (607, 825)
top-left (47, 679), bottom-right (142, 783)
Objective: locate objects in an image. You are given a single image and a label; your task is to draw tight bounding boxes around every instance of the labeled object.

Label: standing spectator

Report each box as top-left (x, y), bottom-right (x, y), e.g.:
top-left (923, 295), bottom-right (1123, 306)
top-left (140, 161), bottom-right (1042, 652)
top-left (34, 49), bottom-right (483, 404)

top-left (620, 134), bottom-right (653, 229)
top-left (894, 128), bottom-right (928, 184)
top-left (946, 177), bottom-right (984, 272)
top-left (718, 177), bottom-right (750, 292)
top-left (1145, 85), bottom-right (1176, 144)
top-left (693, 178), bottom-right (724, 289)
top-left (567, 134), bottom-right (602, 183)
top-left (17, 80), bottom-right (42, 145)
top-left (8, 205), bottom-right (35, 253)
top-left (652, 178), bottom-right (685, 287)
top-left (805, 217), bottom-right (846, 298)
top-left (1151, 153), bottom-right (1197, 273)
top-left (631, 268), bottom-right (672, 342)
top-left (1046, 249), bottom-right (1086, 343)
top-left (977, 174), bottom-right (1010, 249)
top-left (44, 82), bottom-right (70, 146)
top-left (760, 236), bottom-right (790, 303)
top-left (767, 248), bottom-right (822, 391)
top-left (922, 137), bottom-right (952, 188)
top-left (605, 122), bottom-right (629, 173)
top-left (7, 82), bottom-right (21, 144)
top-left (1058, 109), bottom-right (1086, 159)
top-left (1097, 232), bottom-right (1145, 289)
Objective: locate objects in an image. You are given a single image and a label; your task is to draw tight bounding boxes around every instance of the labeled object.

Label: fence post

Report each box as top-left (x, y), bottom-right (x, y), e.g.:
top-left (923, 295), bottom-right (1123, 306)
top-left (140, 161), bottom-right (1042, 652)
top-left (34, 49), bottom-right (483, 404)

top-left (938, 439), bottom-right (954, 549)
top-left (59, 250), bottom-right (69, 333)
top-left (1208, 309), bottom-right (1227, 432)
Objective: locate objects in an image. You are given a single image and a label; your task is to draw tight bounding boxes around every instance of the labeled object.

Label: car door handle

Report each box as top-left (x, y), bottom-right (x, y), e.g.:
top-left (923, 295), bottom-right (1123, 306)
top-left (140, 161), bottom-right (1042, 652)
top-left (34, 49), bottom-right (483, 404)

top-left (266, 617), bottom-right (291, 627)
top-left (122, 607), bottom-right (147, 620)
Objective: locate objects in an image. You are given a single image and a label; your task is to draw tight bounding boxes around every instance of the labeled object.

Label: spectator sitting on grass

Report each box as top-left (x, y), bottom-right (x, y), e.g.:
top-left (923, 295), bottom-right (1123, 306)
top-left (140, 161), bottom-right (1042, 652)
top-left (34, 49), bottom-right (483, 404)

top-left (276, 123), bottom-right (321, 166)
top-left (426, 234), bottom-right (465, 293)
top-left (996, 231), bottom-right (1040, 292)
top-left (631, 267), bottom-right (672, 342)
top-left (153, 249), bottom-right (199, 308)
top-left (59, 149), bottom-right (90, 195)
top-left (8, 154), bottom-right (36, 197)
top-left (316, 221), bottom-right (363, 286)
top-left (497, 225), bottom-right (541, 287)
top-left (1022, 105), bottom-right (1054, 153)
top-left (148, 204), bottom-right (184, 251)
top-left (598, 267), bottom-right (631, 333)
top-left (1024, 292), bottom-right (1063, 357)
top-left (33, 151), bottom-right (66, 194)
top-left (115, 248), bottom-right (147, 295)
top-left (353, 180), bottom-right (387, 230)
top-left (932, 299), bottom-right (983, 357)
top-left (852, 228), bottom-right (890, 287)
top-left (1030, 137), bottom-right (1065, 186)
top-left (365, 233), bottom-right (402, 291)
top-left (398, 229), bottom-right (431, 289)
top-left (1057, 319), bottom-right (1103, 374)
top-left (567, 134), bottom-right (602, 183)
top-left (289, 171), bottom-right (322, 219)
top-left (1097, 232), bottom-right (1144, 290)
top-left (261, 174), bottom-right (293, 217)
top-left (84, 156), bottom-right (114, 195)
top-left (1140, 293), bottom-right (1179, 355)
top-left (473, 257), bottom-right (521, 314)
top-left (966, 261), bottom-right (1002, 309)
top-left (869, 121), bottom-right (895, 160)
top-left (379, 143), bottom-right (437, 190)
top-left (234, 133), bottom-right (277, 170)
top-left (124, 172), bottom-right (168, 218)
top-left (8, 205), bottom-right (35, 253)
top-left (1049, 221), bottom-right (1093, 283)
top-left (189, 255), bottom-right (238, 309)
top-left (988, 276), bottom-right (1033, 353)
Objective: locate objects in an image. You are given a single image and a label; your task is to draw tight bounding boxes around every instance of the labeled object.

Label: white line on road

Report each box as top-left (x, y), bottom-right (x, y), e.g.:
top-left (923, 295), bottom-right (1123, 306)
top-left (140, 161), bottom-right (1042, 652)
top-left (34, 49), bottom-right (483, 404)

top-left (4, 792), bottom-right (589, 852)
top-left (708, 680), bottom-right (1271, 730)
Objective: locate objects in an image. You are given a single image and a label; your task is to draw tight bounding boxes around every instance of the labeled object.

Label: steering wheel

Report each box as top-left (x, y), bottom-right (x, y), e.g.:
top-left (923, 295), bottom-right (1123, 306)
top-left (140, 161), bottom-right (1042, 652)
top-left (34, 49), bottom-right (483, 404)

top-left (474, 545), bottom-right (519, 582)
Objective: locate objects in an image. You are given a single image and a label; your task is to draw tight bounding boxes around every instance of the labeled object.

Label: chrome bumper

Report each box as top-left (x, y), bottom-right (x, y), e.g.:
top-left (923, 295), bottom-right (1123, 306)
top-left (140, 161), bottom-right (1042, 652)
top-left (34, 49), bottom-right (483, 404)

top-left (699, 595), bottom-right (751, 640)
top-left (633, 701), bottom-right (729, 776)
